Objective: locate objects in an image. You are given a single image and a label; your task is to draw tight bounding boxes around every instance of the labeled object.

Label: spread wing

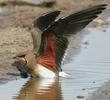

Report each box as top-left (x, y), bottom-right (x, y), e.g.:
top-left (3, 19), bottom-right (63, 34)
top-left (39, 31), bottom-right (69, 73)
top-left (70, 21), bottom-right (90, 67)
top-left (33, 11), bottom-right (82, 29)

top-left (31, 10), bottom-right (61, 53)
top-left (36, 4), bottom-right (107, 72)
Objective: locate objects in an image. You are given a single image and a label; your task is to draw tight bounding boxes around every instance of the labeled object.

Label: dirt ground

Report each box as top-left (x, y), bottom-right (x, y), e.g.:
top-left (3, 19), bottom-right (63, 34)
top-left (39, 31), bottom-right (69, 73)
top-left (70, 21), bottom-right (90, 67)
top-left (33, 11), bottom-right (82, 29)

top-left (0, 0), bottom-right (109, 81)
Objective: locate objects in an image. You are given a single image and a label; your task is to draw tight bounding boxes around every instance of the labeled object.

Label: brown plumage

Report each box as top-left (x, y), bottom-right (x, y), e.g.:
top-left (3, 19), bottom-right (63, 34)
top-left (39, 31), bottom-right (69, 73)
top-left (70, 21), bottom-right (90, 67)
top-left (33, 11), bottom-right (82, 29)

top-left (13, 4), bottom-right (107, 78)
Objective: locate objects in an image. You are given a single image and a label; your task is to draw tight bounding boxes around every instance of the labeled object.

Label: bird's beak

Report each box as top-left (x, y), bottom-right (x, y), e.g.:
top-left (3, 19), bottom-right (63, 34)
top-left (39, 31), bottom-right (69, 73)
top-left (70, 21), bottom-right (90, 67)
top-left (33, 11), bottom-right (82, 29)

top-left (13, 56), bottom-right (16, 59)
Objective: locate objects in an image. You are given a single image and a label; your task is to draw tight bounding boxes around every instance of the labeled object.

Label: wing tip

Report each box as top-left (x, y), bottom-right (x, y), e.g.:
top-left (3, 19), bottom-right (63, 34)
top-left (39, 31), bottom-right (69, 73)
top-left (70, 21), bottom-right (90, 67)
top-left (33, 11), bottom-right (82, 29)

top-left (100, 4), bottom-right (107, 7)
top-left (94, 4), bottom-right (107, 10)
top-left (33, 10), bottom-right (61, 31)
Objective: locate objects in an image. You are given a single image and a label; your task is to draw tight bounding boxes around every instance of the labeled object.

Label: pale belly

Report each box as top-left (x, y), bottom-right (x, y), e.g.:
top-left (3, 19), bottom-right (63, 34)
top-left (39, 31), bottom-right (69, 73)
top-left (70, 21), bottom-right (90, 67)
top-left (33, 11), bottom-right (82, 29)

top-left (31, 64), bottom-right (70, 78)
top-left (36, 64), bottom-right (57, 78)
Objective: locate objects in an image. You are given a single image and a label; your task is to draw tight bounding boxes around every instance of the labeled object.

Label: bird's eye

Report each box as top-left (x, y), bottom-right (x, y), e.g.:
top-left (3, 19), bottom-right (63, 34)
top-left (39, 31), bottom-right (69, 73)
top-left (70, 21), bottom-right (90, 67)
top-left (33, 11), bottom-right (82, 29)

top-left (18, 55), bottom-right (26, 58)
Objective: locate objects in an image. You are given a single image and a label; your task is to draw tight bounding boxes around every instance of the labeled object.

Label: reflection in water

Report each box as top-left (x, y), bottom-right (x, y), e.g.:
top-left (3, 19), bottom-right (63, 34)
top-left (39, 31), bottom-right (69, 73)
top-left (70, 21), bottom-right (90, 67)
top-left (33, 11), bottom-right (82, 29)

top-left (15, 78), bottom-right (62, 100)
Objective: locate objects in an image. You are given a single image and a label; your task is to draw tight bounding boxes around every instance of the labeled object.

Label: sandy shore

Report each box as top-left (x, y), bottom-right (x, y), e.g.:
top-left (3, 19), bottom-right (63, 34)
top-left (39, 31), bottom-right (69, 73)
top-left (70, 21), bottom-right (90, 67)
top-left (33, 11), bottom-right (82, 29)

top-left (0, 0), bottom-right (109, 81)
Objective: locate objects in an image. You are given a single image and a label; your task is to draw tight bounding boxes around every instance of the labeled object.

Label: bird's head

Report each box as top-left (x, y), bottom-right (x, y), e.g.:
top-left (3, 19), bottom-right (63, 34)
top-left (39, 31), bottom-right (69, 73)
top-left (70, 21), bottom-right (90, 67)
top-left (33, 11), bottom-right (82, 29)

top-left (13, 51), bottom-right (36, 67)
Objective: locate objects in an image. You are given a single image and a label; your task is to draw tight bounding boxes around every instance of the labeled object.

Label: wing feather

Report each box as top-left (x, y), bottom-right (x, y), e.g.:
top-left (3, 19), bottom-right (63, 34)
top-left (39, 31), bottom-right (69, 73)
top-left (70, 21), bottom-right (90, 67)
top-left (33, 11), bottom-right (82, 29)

top-left (31, 10), bottom-right (61, 52)
top-left (36, 4), bottom-right (107, 71)
top-left (33, 10), bottom-right (61, 31)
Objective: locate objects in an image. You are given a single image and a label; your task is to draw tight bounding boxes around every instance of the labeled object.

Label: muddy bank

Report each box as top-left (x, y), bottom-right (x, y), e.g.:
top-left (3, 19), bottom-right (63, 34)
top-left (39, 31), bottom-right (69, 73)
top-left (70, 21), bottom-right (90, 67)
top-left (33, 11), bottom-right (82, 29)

top-left (0, 0), bottom-right (108, 81)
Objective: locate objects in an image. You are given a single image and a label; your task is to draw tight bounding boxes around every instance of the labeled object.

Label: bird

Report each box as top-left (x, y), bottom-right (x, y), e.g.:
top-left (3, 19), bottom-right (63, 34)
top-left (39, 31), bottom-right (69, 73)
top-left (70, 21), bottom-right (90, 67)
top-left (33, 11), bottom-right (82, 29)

top-left (13, 4), bottom-right (107, 78)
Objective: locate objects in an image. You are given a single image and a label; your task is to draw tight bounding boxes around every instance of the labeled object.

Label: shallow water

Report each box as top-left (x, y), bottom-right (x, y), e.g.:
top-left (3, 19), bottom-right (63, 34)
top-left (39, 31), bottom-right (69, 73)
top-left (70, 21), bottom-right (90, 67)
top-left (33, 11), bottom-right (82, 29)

top-left (0, 18), bottom-right (110, 100)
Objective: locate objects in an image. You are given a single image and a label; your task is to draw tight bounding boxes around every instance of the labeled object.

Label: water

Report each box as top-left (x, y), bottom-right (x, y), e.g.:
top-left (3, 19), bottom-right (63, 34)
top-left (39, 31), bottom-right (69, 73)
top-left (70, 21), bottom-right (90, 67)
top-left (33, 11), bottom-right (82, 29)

top-left (0, 19), bottom-right (110, 100)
